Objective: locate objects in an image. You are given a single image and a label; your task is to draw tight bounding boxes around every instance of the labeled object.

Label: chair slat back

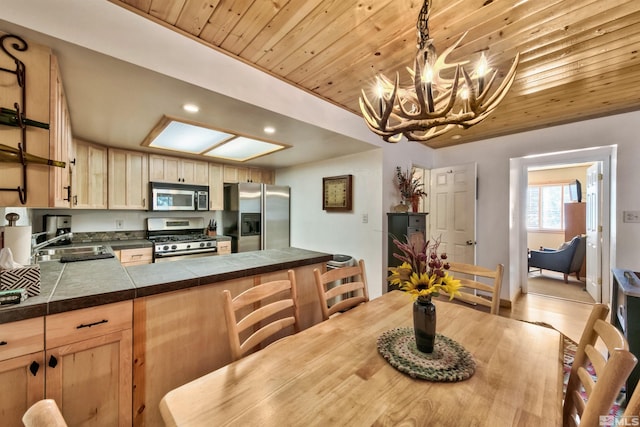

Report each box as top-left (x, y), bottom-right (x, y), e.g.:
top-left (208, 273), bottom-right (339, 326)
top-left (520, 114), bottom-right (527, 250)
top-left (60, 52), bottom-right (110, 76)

top-left (445, 262), bottom-right (504, 315)
top-left (314, 259), bottom-right (369, 320)
top-left (563, 304), bottom-right (638, 426)
top-left (223, 270), bottom-right (300, 362)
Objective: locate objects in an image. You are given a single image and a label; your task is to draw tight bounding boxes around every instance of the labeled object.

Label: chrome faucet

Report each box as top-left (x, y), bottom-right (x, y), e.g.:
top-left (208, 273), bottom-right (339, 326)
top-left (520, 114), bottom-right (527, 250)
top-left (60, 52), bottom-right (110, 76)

top-left (31, 232), bottom-right (74, 254)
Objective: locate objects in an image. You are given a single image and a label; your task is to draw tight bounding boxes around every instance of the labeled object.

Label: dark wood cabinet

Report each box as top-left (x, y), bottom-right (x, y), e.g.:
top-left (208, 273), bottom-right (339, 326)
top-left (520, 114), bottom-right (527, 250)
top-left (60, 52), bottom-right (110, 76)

top-left (565, 202), bottom-right (586, 278)
top-left (387, 213), bottom-right (427, 291)
top-left (612, 268), bottom-right (640, 404)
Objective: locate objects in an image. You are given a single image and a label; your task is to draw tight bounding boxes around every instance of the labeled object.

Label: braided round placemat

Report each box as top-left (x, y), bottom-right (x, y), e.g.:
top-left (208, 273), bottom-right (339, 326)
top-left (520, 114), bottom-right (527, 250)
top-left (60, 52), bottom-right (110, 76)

top-left (377, 327), bottom-right (476, 382)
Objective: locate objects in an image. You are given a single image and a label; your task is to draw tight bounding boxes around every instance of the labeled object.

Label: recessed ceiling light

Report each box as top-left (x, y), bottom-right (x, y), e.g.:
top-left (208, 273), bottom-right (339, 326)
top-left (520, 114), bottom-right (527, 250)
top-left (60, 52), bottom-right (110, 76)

top-left (205, 137), bottom-right (286, 162)
top-left (183, 103), bottom-right (200, 113)
top-left (141, 115), bottom-right (289, 162)
top-left (264, 126), bottom-right (276, 134)
top-left (145, 118), bottom-right (233, 153)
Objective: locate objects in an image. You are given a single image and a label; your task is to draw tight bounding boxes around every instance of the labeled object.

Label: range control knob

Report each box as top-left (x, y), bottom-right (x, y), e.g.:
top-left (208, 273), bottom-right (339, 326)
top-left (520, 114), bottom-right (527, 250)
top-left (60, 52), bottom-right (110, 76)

top-left (171, 245), bottom-right (177, 250)
top-left (163, 245), bottom-right (169, 251)
top-left (199, 242), bottom-right (205, 248)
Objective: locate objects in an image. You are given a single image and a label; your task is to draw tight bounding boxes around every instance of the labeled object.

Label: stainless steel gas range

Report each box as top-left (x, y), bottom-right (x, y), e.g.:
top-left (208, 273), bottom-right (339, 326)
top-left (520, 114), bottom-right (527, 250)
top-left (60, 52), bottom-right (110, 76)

top-left (147, 217), bottom-right (217, 262)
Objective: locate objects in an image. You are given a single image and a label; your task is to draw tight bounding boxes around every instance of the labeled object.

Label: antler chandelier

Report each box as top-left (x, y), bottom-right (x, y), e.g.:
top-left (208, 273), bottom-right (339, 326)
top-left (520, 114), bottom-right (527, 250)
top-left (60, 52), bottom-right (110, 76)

top-left (359, 0), bottom-right (520, 143)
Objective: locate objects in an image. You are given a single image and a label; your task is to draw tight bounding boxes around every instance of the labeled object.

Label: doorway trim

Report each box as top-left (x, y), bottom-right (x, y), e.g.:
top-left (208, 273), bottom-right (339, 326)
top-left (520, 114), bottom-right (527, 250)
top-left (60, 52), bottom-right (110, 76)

top-left (509, 145), bottom-right (616, 304)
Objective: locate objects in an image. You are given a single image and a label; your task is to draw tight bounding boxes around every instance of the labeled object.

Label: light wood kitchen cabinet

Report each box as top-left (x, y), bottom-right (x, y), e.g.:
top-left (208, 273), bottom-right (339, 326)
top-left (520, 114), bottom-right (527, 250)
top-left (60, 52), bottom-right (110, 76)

top-left (71, 138), bottom-right (108, 209)
top-left (132, 277), bottom-right (253, 426)
top-left (149, 154), bottom-right (178, 182)
top-left (223, 164), bottom-right (248, 183)
top-left (108, 148), bottom-right (149, 210)
top-left (132, 263), bottom-right (324, 426)
top-left (114, 247), bottom-right (153, 266)
top-left (0, 32), bottom-right (52, 207)
top-left (49, 55), bottom-right (73, 208)
top-left (223, 165), bottom-right (274, 184)
top-left (181, 158), bottom-right (209, 185)
top-left (149, 154), bottom-right (209, 185)
top-left (208, 163), bottom-right (224, 210)
top-left (217, 240), bottom-right (231, 255)
top-left (45, 300), bottom-right (132, 426)
top-left (0, 317), bottom-right (45, 426)
top-left (248, 167), bottom-right (275, 184)
top-left (259, 168), bottom-right (275, 184)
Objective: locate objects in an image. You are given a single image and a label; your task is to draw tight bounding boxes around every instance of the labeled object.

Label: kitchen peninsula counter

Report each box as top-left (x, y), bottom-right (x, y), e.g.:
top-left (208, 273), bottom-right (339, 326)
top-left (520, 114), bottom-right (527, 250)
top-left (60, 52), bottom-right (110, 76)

top-left (0, 248), bottom-right (332, 324)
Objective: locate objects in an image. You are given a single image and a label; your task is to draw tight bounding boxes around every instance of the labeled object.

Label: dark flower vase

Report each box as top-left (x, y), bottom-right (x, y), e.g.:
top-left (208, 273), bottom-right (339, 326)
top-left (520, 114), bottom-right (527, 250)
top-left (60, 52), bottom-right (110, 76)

top-left (411, 196), bottom-right (419, 212)
top-left (413, 297), bottom-right (436, 353)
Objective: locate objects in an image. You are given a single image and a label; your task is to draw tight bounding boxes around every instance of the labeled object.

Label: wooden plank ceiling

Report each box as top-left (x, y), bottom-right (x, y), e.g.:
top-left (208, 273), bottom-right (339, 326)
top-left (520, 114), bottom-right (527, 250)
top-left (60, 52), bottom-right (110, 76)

top-left (111, 0), bottom-right (640, 149)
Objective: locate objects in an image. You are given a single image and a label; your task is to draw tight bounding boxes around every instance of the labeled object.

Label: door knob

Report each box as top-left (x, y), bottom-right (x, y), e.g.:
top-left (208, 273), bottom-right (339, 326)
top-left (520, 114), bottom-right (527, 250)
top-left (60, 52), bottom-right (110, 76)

top-left (466, 240), bottom-right (476, 246)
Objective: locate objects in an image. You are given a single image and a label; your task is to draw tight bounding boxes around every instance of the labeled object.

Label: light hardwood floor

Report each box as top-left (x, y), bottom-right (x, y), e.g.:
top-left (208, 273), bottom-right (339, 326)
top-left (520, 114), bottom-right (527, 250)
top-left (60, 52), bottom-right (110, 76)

top-left (501, 291), bottom-right (595, 344)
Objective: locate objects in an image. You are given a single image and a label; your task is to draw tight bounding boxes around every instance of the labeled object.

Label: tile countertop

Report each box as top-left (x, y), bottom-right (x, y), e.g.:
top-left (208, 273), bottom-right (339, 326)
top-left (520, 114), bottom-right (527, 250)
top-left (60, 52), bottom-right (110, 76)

top-left (0, 247), bottom-right (332, 324)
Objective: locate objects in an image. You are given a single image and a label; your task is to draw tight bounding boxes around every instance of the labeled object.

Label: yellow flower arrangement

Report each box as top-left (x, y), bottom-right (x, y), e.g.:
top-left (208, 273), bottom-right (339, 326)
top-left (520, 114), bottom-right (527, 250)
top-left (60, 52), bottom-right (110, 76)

top-left (388, 236), bottom-right (461, 301)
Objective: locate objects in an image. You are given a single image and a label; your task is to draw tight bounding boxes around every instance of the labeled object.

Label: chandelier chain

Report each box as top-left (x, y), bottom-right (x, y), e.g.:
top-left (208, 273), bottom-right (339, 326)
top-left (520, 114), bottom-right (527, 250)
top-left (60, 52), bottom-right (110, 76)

top-left (417, 0), bottom-right (431, 51)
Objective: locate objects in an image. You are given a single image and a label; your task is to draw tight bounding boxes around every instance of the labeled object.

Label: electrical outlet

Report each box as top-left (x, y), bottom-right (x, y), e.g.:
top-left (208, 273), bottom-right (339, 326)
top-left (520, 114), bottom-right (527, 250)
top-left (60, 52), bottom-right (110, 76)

top-left (362, 213), bottom-right (368, 223)
top-left (624, 211), bottom-right (640, 223)
top-left (115, 219), bottom-right (124, 229)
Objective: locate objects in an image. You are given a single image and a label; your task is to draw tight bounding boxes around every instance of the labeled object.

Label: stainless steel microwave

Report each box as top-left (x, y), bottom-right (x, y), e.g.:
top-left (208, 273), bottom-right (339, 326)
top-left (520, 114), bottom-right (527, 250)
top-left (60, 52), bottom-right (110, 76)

top-left (149, 182), bottom-right (209, 211)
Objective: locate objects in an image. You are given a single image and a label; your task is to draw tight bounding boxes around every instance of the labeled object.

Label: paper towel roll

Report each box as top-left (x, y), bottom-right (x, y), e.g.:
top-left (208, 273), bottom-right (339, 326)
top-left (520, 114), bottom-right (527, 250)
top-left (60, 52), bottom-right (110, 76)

top-left (4, 225), bottom-right (32, 266)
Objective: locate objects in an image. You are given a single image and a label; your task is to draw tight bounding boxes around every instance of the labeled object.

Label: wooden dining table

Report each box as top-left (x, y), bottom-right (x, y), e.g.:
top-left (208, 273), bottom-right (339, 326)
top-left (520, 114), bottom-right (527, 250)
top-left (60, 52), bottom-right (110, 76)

top-left (159, 290), bottom-right (563, 426)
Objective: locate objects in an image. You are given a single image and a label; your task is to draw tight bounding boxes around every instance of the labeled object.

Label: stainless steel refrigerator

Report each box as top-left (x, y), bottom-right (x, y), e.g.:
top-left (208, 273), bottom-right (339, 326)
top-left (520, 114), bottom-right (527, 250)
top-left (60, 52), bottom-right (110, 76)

top-left (222, 183), bottom-right (290, 252)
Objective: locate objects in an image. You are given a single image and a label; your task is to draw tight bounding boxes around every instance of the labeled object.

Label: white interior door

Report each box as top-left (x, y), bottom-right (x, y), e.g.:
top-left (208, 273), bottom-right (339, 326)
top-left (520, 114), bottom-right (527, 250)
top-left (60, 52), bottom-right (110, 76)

top-left (586, 162), bottom-right (602, 302)
top-left (429, 163), bottom-right (477, 264)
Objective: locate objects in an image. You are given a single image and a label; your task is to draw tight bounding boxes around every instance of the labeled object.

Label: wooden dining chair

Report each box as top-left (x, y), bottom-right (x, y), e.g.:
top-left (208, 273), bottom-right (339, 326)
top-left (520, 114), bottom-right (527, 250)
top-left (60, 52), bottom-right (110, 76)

top-left (563, 304), bottom-right (637, 427)
top-left (444, 262), bottom-right (504, 315)
top-left (313, 259), bottom-right (369, 321)
top-left (22, 399), bottom-right (68, 427)
top-left (623, 382), bottom-right (640, 418)
top-left (223, 269), bottom-right (300, 362)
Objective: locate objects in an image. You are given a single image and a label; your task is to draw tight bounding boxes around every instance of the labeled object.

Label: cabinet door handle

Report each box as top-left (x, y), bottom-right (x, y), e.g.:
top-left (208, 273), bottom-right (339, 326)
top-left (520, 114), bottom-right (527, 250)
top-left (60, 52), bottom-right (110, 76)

top-left (48, 355), bottom-right (58, 368)
top-left (63, 185), bottom-right (71, 201)
top-left (73, 195), bottom-right (77, 206)
top-left (76, 319), bottom-right (108, 329)
top-left (29, 361), bottom-right (40, 376)
top-left (142, 197), bottom-right (146, 208)
top-left (0, 340), bottom-right (6, 346)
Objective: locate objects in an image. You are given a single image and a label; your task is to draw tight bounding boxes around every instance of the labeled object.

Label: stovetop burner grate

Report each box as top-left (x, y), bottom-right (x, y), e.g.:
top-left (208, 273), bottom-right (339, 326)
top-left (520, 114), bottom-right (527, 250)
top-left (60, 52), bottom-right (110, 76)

top-left (148, 233), bottom-right (215, 244)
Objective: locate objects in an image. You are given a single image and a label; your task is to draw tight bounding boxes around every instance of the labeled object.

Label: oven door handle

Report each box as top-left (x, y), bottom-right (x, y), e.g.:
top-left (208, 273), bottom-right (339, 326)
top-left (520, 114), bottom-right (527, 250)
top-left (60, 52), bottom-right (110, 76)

top-left (154, 249), bottom-right (218, 262)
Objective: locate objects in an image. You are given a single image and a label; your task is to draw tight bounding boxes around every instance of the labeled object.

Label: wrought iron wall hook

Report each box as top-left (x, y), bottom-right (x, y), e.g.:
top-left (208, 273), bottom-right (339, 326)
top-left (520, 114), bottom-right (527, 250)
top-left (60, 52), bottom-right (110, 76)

top-left (0, 34), bottom-right (27, 90)
top-left (0, 33), bottom-right (29, 204)
top-left (13, 102), bottom-right (25, 128)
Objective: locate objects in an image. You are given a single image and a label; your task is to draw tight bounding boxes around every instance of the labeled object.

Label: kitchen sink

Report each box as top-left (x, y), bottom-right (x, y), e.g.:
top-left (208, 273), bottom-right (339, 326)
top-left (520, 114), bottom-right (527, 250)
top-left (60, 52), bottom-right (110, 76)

top-left (34, 245), bottom-right (113, 263)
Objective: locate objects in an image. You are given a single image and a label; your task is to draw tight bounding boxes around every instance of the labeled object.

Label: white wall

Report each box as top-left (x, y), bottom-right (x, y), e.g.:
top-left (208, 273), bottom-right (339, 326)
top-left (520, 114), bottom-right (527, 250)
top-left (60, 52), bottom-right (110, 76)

top-left (432, 110), bottom-right (640, 302)
top-left (277, 148), bottom-right (385, 297)
top-left (276, 138), bottom-right (435, 300)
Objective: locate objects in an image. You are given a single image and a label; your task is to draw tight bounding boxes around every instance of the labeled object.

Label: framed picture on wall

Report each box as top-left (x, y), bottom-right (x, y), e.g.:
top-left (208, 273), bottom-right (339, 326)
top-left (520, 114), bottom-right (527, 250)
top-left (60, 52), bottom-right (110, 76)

top-left (322, 175), bottom-right (353, 211)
